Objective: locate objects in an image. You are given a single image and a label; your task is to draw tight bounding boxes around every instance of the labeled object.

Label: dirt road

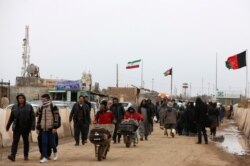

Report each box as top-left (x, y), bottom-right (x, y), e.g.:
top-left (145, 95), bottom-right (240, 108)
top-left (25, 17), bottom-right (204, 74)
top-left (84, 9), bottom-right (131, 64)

top-left (0, 123), bottom-right (250, 166)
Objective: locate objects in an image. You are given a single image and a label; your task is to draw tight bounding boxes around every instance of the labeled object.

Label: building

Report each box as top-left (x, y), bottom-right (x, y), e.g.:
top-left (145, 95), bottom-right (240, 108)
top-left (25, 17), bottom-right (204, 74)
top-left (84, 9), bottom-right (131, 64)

top-left (106, 87), bottom-right (140, 104)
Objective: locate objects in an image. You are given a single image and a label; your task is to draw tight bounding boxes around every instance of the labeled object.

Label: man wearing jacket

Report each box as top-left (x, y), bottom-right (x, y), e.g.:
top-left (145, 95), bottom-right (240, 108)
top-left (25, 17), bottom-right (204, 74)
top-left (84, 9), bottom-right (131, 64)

top-left (69, 95), bottom-right (90, 146)
top-left (94, 100), bottom-right (115, 124)
top-left (37, 94), bottom-right (61, 163)
top-left (110, 97), bottom-right (125, 143)
top-left (6, 93), bottom-right (35, 162)
top-left (195, 97), bottom-right (208, 144)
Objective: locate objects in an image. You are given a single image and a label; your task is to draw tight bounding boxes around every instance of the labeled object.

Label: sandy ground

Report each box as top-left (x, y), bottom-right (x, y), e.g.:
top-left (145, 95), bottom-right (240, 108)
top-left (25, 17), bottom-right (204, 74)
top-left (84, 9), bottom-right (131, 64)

top-left (0, 123), bottom-right (250, 166)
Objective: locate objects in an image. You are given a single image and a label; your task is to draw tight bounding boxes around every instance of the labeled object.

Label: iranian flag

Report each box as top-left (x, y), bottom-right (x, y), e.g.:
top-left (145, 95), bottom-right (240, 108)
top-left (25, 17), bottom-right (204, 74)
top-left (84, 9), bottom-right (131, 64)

top-left (225, 51), bottom-right (246, 70)
top-left (126, 59), bottom-right (141, 69)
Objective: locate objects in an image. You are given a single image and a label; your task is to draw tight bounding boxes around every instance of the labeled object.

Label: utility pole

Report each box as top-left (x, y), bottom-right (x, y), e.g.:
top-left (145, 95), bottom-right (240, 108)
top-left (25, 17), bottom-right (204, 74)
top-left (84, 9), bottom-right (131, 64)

top-left (216, 53), bottom-right (218, 91)
top-left (189, 83), bottom-right (192, 98)
top-left (116, 64), bottom-right (119, 88)
top-left (152, 78), bottom-right (154, 91)
top-left (208, 82), bottom-right (210, 96)
top-left (202, 77), bottom-right (204, 95)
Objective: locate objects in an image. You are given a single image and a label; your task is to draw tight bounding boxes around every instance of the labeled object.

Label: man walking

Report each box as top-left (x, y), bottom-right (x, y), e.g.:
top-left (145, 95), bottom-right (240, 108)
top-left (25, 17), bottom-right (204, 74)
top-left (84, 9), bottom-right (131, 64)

top-left (195, 97), bottom-right (208, 144)
top-left (69, 95), bottom-right (91, 146)
top-left (6, 93), bottom-right (35, 161)
top-left (110, 97), bottom-right (125, 143)
top-left (37, 94), bottom-right (61, 163)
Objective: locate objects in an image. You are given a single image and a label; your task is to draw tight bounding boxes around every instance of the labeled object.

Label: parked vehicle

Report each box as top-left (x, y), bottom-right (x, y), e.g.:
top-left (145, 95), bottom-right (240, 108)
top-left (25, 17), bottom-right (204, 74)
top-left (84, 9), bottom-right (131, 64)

top-left (91, 101), bottom-right (99, 114)
top-left (120, 102), bottom-right (133, 111)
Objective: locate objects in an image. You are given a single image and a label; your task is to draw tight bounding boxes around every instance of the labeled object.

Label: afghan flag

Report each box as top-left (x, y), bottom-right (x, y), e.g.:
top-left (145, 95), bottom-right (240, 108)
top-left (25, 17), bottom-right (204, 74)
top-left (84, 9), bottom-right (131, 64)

top-left (226, 51), bottom-right (246, 70)
top-left (126, 59), bottom-right (141, 69)
top-left (164, 68), bottom-right (172, 76)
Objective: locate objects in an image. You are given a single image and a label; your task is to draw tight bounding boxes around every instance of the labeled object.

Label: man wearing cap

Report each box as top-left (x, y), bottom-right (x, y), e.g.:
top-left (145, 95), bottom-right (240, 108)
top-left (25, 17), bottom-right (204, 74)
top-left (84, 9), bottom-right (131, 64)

top-left (94, 100), bottom-right (115, 124)
top-left (6, 93), bottom-right (35, 161)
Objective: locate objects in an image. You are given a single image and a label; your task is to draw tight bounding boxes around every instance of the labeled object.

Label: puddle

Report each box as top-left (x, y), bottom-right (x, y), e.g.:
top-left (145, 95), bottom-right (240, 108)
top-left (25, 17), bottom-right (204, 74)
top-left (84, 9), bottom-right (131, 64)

top-left (214, 120), bottom-right (250, 156)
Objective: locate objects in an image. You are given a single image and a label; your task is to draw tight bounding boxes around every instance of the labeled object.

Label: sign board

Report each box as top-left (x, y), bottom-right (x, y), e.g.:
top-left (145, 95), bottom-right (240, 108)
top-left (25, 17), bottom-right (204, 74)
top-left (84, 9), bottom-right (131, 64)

top-left (216, 91), bottom-right (241, 99)
top-left (56, 80), bottom-right (82, 91)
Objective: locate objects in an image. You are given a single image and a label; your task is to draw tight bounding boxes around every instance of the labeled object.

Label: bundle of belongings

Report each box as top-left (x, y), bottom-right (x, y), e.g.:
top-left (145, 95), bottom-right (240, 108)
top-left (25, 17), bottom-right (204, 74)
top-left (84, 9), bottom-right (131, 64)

top-left (89, 127), bottom-right (111, 144)
top-left (119, 119), bottom-right (139, 134)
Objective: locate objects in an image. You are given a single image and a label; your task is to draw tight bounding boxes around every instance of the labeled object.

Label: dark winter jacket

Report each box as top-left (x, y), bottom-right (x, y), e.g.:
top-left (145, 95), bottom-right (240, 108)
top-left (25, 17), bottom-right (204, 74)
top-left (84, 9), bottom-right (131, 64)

top-left (110, 103), bottom-right (125, 123)
top-left (139, 105), bottom-right (153, 124)
top-left (69, 103), bottom-right (90, 124)
top-left (195, 98), bottom-right (207, 125)
top-left (208, 105), bottom-right (219, 128)
top-left (147, 103), bottom-right (156, 116)
top-left (6, 94), bottom-right (35, 132)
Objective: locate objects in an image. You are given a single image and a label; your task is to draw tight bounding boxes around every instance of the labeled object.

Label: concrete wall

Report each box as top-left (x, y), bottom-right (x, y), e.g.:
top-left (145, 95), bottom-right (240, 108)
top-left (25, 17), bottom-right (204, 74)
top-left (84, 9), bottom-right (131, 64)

top-left (0, 106), bottom-right (97, 147)
top-left (0, 107), bottom-right (73, 147)
top-left (233, 106), bottom-right (250, 139)
top-left (10, 86), bottom-right (49, 104)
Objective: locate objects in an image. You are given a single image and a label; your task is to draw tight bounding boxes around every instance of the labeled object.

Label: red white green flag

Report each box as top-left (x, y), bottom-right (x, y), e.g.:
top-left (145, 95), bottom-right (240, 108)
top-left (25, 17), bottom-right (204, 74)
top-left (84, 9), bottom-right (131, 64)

top-left (126, 59), bottom-right (141, 69)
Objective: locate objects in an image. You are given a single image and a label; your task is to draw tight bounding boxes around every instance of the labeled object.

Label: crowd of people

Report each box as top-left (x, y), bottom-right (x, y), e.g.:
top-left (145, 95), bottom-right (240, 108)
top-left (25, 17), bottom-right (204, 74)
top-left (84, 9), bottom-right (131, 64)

top-left (5, 93), bottom-right (231, 163)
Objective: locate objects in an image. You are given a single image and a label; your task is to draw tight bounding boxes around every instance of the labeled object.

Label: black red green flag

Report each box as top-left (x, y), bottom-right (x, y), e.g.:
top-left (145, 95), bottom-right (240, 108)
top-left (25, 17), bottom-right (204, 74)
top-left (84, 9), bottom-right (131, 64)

top-left (225, 51), bottom-right (246, 70)
top-left (163, 68), bottom-right (172, 76)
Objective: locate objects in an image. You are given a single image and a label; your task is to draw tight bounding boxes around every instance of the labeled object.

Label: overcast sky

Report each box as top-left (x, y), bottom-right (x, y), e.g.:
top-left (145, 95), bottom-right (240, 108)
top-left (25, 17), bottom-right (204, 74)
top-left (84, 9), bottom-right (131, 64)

top-left (1, 0), bottom-right (250, 96)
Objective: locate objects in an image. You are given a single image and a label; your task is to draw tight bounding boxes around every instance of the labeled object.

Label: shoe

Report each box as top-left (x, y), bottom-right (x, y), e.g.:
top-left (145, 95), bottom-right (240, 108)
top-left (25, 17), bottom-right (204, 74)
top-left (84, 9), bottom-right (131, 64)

top-left (53, 152), bottom-right (58, 161)
top-left (164, 129), bottom-right (167, 136)
top-left (205, 142), bottom-right (208, 144)
top-left (24, 156), bottom-right (29, 161)
top-left (140, 138), bottom-right (143, 141)
top-left (40, 157), bottom-right (48, 163)
top-left (145, 136), bottom-right (148, 141)
top-left (167, 129), bottom-right (171, 137)
top-left (171, 129), bottom-right (176, 138)
top-left (75, 142), bottom-right (79, 146)
top-left (82, 141), bottom-right (85, 145)
top-left (8, 155), bottom-right (15, 162)
top-left (196, 142), bottom-right (202, 144)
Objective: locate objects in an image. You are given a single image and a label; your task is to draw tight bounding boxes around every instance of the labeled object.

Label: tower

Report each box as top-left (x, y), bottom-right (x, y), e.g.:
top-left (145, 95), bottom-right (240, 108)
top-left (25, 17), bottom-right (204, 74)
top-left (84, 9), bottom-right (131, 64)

top-left (182, 83), bottom-right (188, 98)
top-left (21, 25), bottom-right (30, 77)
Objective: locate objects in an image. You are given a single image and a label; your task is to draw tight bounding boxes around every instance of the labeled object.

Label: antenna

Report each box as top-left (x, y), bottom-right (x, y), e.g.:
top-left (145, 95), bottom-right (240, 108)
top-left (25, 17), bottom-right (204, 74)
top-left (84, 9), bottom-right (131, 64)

top-left (21, 25), bottom-right (30, 77)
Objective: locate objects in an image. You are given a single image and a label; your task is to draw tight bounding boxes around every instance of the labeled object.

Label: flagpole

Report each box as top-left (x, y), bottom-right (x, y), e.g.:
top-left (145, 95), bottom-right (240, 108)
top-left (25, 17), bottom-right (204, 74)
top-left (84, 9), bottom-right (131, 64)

top-left (116, 64), bottom-right (119, 88)
top-left (216, 52), bottom-right (218, 92)
top-left (141, 59), bottom-right (143, 88)
top-left (171, 68), bottom-right (173, 96)
top-left (246, 49), bottom-right (248, 98)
